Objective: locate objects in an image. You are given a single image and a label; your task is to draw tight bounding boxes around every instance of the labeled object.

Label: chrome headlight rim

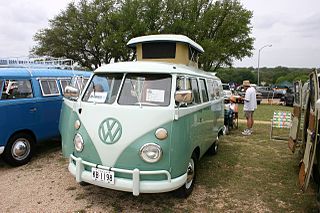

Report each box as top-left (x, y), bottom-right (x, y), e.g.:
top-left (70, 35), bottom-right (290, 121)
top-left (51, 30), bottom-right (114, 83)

top-left (74, 133), bottom-right (84, 152)
top-left (139, 143), bottom-right (162, 163)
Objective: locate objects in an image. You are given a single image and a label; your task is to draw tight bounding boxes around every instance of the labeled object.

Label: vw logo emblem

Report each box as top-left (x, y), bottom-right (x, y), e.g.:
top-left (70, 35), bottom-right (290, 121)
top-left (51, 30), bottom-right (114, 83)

top-left (98, 118), bottom-right (122, 144)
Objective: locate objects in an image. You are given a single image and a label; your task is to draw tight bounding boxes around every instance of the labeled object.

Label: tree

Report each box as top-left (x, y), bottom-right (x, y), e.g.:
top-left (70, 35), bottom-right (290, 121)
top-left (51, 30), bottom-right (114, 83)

top-left (197, 0), bottom-right (254, 71)
top-left (216, 67), bottom-right (312, 85)
top-left (32, 0), bottom-right (254, 71)
top-left (216, 67), bottom-right (255, 84)
top-left (33, 0), bottom-right (117, 69)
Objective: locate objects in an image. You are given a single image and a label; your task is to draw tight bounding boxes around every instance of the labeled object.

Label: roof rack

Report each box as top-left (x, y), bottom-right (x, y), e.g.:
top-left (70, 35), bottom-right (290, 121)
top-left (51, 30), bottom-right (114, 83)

top-left (0, 57), bottom-right (74, 69)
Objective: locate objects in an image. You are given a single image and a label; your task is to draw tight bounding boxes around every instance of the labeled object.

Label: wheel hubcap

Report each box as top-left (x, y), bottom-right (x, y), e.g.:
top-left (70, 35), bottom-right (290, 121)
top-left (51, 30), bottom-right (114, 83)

top-left (186, 158), bottom-right (195, 189)
top-left (12, 139), bottom-right (30, 160)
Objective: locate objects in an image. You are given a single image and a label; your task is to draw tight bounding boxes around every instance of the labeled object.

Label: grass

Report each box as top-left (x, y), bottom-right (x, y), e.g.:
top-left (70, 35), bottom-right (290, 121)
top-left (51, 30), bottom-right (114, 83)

top-left (195, 103), bottom-right (319, 212)
top-left (237, 103), bottom-right (293, 121)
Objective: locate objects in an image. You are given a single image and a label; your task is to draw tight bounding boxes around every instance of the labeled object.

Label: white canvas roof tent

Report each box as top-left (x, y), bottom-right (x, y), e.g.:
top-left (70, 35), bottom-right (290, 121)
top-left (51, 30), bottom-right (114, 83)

top-left (127, 34), bottom-right (204, 53)
top-left (127, 34), bottom-right (204, 68)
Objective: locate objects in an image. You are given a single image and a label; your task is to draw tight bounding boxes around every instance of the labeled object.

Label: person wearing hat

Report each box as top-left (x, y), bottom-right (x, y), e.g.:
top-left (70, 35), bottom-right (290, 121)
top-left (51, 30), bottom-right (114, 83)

top-left (242, 80), bottom-right (257, 135)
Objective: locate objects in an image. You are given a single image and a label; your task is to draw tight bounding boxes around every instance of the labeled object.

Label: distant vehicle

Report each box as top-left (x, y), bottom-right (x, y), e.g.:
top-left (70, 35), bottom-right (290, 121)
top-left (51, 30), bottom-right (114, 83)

top-left (281, 87), bottom-right (294, 106)
top-left (256, 86), bottom-right (273, 98)
top-left (0, 62), bottom-right (91, 166)
top-left (222, 83), bottom-right (232, 102)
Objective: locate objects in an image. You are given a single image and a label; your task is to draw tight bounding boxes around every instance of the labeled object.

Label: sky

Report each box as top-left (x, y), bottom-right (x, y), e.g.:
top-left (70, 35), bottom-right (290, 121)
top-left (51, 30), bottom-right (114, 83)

top-left (0, 0), bottom-right (319, 68)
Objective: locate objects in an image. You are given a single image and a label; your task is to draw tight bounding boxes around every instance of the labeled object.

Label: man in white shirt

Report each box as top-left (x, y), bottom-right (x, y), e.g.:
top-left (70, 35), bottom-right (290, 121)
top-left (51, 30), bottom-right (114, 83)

top-left (242, 80), bottom-right (257, 135)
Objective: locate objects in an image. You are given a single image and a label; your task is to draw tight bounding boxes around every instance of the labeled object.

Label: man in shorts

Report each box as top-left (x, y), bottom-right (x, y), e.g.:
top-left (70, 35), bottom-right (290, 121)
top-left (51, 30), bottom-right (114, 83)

top-left (242, 80), bottom-right (257, 135)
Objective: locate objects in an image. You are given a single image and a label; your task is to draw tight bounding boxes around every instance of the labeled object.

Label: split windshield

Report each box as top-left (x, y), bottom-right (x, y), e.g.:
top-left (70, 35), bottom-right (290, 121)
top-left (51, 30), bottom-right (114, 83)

top-left (83, 73), bottom-right (172, 106)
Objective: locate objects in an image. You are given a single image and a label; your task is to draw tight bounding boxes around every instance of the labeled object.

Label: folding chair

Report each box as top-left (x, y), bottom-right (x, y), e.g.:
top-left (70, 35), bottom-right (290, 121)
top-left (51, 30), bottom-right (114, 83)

top-left (270, 111), bottom-right (292, 140)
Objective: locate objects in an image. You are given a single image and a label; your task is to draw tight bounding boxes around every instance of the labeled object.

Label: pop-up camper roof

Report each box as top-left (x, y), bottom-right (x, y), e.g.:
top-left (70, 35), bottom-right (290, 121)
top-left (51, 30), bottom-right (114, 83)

top-left (127, 34), bottom-right (204, 68)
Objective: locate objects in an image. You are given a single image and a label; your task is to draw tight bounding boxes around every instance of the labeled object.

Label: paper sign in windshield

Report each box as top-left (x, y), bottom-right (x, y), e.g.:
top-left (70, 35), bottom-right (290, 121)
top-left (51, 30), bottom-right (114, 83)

top-left (88, 92), bottom-right (108, 103)
top-left (146, 89), bottom-right (165, 102)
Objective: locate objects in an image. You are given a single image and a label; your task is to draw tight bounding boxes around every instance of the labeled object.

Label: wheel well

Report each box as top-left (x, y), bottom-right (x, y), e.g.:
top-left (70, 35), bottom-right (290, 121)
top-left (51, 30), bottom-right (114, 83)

top-left (218, 128), bottom-right (224, 137)
top-left (193, 147), bottom-right (200, 160)
top-left (8, 130), bottom-right (37, 144)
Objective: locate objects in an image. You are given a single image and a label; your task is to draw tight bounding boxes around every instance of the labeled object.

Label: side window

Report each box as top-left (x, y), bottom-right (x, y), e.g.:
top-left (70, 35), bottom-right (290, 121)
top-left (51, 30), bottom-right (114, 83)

top-left (176, 76), bottom-right (190, 91)
top-left (200, 79), bottom-right (209, 102)
top-left (207, 79), bottom-right (215, 100)
top-left (213, 80), bottom-right (220, 98)
top-left (39, 79), bottom-right (60, 96)
top-left (60, 79), bottom-right (71, 94)
top-left (190, 78), bottom-right (201, 104)
top-left (1, 79), bottom-right (33, 100)
top-left (217, 81), bottom-right (223, 97)
top-left (176, 76), bottom-right (192, 107)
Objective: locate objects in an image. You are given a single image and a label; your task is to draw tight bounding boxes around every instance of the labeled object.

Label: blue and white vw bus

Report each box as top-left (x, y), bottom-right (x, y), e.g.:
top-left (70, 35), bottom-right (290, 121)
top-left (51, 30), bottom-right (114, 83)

top-left (0, 59), bottom-right (90, 166)
top-left (60, 35), bottom-right (224, 197)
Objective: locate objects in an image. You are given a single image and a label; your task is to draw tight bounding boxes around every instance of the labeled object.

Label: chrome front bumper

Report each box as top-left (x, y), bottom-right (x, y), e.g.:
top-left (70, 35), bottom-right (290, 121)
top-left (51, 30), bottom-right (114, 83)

top-left (69, 154), bottom-right (187, 196)
top-left (0, 146), bottom-right (4, 155)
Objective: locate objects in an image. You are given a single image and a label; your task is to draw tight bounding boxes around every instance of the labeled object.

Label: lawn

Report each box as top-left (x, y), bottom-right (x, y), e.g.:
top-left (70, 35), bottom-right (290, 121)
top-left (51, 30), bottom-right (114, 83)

top-left (237, 103), bottom-right (293, 121)
top-left (195, 103), bottom-right (319, 212)
top-left (196, 123), bottom-right (318, 212)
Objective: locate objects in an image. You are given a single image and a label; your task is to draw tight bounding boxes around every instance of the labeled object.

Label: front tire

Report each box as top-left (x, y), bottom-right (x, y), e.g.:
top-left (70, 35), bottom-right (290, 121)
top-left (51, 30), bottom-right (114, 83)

top-left (3, 133), bottom-right (35, 166)
top-left (208, 141), bottom-right (219, 155)
top-left (175, 153), bottom-right (197, 198)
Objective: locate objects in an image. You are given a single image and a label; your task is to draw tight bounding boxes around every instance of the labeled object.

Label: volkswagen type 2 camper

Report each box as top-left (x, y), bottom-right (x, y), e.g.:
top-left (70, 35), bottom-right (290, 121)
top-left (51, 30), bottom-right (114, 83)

top-left (60, 35), bottom-right (224, 197)
top-left (0, 59), bottom-right (90, 166)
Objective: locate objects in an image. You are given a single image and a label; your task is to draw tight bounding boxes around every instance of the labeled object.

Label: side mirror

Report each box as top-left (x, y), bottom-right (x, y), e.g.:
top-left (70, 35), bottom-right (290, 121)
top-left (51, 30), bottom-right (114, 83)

top-left (64, 85), bottom-right (79, 100)
top-left (175, 90), bottom-right (193, 104)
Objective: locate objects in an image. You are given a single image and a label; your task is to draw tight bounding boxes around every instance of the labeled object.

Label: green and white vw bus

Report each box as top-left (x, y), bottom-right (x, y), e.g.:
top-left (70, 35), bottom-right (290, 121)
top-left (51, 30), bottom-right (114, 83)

top-left (60, 34), bottom-right (224, 197)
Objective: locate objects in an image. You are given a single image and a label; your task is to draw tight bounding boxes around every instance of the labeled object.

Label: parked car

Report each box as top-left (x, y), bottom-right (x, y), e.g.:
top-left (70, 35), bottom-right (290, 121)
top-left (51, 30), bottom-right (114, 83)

top-left (281, 88), bottom-right (294, 106)
top-left (256, 86), bottom-right (273, 99)
top-left (222, 83), bottom-right (232, 102)
top-left (0, 67), bottom-right (91, 166)
top-left (60, 34), bottom-right (225, 198)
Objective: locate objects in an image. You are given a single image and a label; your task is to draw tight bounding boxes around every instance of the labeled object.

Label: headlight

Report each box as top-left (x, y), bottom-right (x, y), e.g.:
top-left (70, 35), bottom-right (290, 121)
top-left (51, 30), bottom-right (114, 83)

top-left (139, 143), bottom-right (162, 163)
top-left (155, 128), bottom-right (168, 140)
top-left (74, 133), bottom-right (84, 152)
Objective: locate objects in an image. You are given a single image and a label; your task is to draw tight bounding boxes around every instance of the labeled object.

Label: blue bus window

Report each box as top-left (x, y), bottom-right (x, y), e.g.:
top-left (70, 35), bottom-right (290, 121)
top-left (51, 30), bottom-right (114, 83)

top-left (2, 80), bottom-right (33, 99)
top-left (39, 79), bottom-right (60, 96)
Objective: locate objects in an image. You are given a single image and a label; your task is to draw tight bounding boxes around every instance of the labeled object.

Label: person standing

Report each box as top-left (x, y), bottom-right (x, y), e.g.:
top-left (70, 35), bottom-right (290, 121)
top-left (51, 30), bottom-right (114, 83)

top-left (242, 80), bottom-right (257, 135)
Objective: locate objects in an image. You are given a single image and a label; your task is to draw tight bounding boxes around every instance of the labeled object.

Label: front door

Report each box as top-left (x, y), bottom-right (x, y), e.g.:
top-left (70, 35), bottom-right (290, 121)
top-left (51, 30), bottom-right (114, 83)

top-left (299, 70), bottom-right (318, 191)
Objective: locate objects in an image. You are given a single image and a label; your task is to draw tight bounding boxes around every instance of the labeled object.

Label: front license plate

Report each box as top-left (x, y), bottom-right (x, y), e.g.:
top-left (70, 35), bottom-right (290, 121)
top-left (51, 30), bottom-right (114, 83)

top-left (91, 167), bottom-right (115, 184)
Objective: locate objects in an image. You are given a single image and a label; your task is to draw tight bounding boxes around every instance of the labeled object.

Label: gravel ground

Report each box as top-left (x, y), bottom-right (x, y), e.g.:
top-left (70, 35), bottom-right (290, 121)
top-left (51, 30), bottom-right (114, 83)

top-left (0, 141), bottom-right (208, 212)
top-left (0, 142), bottom-right (107, 212)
